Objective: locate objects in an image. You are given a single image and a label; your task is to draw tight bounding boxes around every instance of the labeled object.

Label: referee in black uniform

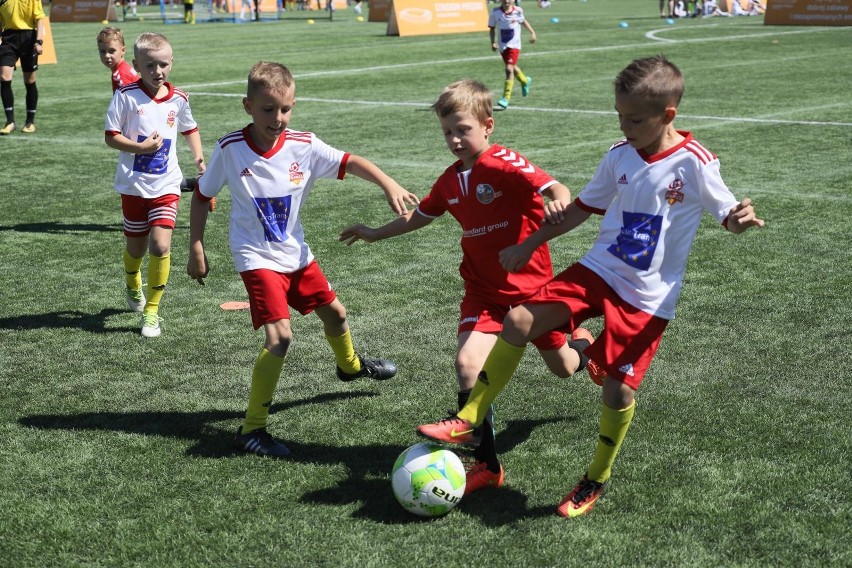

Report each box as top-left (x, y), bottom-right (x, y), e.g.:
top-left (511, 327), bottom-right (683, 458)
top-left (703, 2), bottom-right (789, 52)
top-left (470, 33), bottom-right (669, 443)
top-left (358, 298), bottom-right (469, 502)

top-left (0, 0), bottom-right (46, 134)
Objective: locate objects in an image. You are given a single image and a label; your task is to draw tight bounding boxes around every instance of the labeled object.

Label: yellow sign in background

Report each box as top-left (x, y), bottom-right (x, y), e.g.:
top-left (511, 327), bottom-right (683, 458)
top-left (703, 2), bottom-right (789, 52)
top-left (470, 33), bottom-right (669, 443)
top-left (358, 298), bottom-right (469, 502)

top-left (386, 0), bottom-right (488, 36)
top-left (764, 0), bottom-right (852, 24)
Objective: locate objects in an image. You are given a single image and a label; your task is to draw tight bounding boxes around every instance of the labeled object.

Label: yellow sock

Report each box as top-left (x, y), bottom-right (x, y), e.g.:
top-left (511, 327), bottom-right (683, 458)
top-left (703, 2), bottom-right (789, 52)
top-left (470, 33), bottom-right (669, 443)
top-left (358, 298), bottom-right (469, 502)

top-left (144, 253), bottom-right (170, 315)
top-left (457, 337), bottom-right (525, 426)
top-left (503, 79), bottom-right (514, 100)
top-left (243, 348), bottom-right (285, 433)
top-left (123, 249), bottom-right (143, 291)
top-left (515, 68), bottom-right (528, 85)
top-left (587, 401), bottom-right (636, 483)
top-left (326, 329), bottom-right (360, 375)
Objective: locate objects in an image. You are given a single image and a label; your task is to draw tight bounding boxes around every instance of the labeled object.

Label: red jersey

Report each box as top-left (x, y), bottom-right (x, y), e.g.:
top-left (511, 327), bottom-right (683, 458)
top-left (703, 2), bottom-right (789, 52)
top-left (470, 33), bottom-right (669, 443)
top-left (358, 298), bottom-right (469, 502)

top-left (111, 60), bottom-right (139, 93)
top-left (417, 144), bottom-right (558, 304)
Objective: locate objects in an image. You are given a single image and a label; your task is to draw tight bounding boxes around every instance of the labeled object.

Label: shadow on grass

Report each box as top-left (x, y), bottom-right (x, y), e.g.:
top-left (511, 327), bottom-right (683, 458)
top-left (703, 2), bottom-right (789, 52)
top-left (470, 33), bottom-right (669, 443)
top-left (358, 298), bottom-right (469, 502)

top-left (0, 308), bottom-right (137, 333)
top-left (19, 395), bottom-right (574, 525)
top-left (0, 222), bottom-right (124, 233)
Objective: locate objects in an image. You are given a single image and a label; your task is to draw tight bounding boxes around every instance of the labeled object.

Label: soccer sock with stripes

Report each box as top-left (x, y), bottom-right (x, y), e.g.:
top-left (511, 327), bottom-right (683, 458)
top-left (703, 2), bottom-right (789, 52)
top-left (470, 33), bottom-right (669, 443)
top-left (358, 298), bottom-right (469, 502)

top-left (1, 80), bottom-right (13, 124)
top-left (326, 328), bottom-right (361, 375)
top-left (243, 348), bottom-right (285, 434)
top-left (502, 79), bottom-right (514, 101)
top-left (143, 253), bottom-right (170, 315)
top-left (460, 390), bottom-right (500, 473)
top-left (123, 249), bottom-right (144, 291)
top-left (24, 82), bottom-right (37, 125)
top-left (457, 337), bottom-right (525, 426)
top-left (515, 67), bottom-right (528, 85)
top-left (586, 400), bottom-right (636, 483)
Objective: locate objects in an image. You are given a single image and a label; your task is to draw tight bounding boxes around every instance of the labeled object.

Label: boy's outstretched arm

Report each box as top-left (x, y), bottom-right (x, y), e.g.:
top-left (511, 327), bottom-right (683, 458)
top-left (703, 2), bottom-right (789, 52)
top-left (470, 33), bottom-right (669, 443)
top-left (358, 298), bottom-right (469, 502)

top-left (523, 20), bottom-right (537, 44)
top-left (345, 155), bottom-right (419, 216)
top-left (500, 201), bottom-right (592, 273)
top-left (340, 210), bottom-right (433, 246)
top-left (725, 198), bottom-right (765, 233)
top-left (186, 192), bottom-right (211, 285)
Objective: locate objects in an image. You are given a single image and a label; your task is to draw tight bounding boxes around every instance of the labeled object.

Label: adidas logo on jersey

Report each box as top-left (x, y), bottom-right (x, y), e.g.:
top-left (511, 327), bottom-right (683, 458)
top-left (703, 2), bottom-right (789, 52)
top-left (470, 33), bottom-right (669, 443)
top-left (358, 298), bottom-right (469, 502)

top-left (618, 174), bottom-right (628, 185)
top-left (619, 363), bottom-right (635, 377)
top-left (240, 168), bottom-right (253, 177)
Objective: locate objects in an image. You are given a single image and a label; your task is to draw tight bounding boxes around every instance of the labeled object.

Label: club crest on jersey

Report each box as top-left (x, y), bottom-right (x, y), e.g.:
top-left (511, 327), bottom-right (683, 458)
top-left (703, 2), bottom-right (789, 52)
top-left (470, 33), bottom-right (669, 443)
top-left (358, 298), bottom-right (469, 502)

top-left (665, 179), bottom-right (685, 205)
top-left (289, 161), bottom-right (304, 185)
top-left (476, 184), bottom-right (501, 204)
top-left (166, 110), bottom-right (176, 129)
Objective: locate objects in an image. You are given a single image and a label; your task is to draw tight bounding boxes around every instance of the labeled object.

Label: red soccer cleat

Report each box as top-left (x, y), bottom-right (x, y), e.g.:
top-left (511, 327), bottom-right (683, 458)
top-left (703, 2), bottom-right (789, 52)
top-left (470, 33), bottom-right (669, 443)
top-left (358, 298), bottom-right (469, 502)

top-left (556, 474), bottom-right (609, 518)
top-left (416, 414), bottom-right (477, 446)
top-left (464, 461), bottom-right (504, 495)
top-left (571, 327), bottom-right (607, 386)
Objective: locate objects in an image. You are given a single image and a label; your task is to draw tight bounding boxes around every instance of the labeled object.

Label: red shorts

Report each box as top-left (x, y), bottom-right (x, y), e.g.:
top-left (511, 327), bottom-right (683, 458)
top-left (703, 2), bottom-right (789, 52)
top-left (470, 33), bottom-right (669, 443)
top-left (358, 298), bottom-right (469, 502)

top-left (239, 261), bottom-right (337, 329)
top-left (501, 48), bottom-right (520, 66)
top-left (527, 263), bottom-right (669, 390)
top-left (459, 294), bottom-right (567, 351)
top-left (121, 193), bottom-right (180, 237)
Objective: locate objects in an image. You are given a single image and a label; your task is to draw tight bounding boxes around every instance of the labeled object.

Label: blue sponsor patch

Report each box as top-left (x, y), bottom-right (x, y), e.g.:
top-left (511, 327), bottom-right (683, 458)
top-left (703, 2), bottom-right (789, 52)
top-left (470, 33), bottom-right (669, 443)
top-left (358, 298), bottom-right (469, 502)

top-left (132, 136), bottom-right (171, 175)
top-left (607, 212), bottom-right (662, 270)
top-left (254, 196), bottom-right (292, 242)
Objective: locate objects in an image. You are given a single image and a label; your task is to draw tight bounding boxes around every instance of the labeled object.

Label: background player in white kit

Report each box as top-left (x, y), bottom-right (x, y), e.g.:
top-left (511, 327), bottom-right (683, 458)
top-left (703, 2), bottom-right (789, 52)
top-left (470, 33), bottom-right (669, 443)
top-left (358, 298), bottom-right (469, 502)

top-left (340, 79), bottom-right (604, 495)
top-left (186, 61), bottom-right (420, 458)
top-left (105, 32), bottom-right (205, 338)
top-left (417, 55), bottom-right (765, 517)
top-left (488, 0), bottom-right (536, 110)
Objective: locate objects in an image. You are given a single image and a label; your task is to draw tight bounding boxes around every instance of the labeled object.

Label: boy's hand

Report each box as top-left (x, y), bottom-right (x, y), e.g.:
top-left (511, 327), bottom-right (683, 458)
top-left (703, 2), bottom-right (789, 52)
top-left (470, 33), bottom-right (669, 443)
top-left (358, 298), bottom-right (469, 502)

top-left (139, 131), bottom-right (163, 154)
top-left (727, 198), bottom-right (765, 233)
top-left (195, 156), bottom-right (206, 174)
top-left (492, 42), bottom-right (499, 52)
top-left (385, 184), bottom-right (420, 216)
top-left (339, 224), bottom-right (378, 246)
top-left (499, 242), bottom-right (534, 273)
top-left (529, 32), bottom-right (537, 44)
top-left (544, 199), bottom-right (569, 224)
top-left (187, 247), bottom-right (210, 285)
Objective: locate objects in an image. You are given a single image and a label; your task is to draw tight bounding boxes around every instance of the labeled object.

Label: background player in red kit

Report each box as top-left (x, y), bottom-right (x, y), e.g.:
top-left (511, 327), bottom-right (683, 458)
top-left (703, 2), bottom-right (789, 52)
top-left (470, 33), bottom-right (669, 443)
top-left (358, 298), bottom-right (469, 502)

top-left (340, 79), bottom-right (605, 494)
top-left (96, 27), bottom-right (139, 93)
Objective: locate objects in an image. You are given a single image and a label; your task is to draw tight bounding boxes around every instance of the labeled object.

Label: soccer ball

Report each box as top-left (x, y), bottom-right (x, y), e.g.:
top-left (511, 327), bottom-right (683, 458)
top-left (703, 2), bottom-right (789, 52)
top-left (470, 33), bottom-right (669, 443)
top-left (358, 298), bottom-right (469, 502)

top-left (391, 442), bottom-right (466, 517)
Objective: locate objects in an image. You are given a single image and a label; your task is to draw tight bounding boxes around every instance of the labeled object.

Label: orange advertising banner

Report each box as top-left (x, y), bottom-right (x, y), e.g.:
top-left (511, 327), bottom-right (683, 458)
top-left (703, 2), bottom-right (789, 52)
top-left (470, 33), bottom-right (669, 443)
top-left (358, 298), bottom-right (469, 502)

top-left (764, 0), bottom-right (852, 24)
top-left (49, 0), bottom-right (116, 22)
top-left (387, 0), bottom-right (488, 36)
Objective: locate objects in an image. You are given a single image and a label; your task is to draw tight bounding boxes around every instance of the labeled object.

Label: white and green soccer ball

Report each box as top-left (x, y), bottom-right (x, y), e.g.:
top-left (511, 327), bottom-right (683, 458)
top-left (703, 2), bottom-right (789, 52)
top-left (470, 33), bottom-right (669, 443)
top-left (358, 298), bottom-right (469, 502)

top-left (391, 442), bottom-right (466, 517)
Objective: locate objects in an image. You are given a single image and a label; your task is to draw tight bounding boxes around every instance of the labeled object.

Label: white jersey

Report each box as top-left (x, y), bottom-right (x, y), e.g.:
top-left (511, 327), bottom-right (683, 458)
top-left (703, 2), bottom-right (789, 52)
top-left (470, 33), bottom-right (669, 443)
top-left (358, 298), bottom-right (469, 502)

top-left (105, 80), bottom-right (198, 198)
top-left (199, 126), bottom-right (348, 274)
top-left (576, 132), bottom-right (738, 320)
top-left (488, 6), bottom-right (525, 51)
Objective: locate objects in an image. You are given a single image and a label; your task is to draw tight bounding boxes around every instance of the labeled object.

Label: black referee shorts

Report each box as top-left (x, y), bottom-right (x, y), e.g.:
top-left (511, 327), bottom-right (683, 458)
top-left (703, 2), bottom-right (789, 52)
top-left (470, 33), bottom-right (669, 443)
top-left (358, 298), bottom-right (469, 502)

top-left (0, 29), bottom-right (39, 72)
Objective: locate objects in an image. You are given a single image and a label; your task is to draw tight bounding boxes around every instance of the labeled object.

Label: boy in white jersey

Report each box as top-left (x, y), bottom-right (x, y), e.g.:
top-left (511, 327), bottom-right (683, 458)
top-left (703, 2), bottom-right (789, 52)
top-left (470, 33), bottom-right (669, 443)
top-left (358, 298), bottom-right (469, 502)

top-left (186, 61), bottom-right (419, 458)
top-left (340, 79), bottom-right (604, 495)
top-left (105, 32), bottom-right (205, 338)
top-left (488, 0), bottom-right (536, 109)
top-left (417, 55), bottom-right (764, 517)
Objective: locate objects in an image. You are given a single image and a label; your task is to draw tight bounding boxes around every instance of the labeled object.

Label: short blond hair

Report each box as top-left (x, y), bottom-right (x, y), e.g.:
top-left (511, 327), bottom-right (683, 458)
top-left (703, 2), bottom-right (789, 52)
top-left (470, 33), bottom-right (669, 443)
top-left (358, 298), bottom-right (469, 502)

top-left (247, 61), bottom-right (295, 99)
top-left (431, 80), bottom-right (493, 123)
top-left (97, 26), bottom-right (126, 45)
top-left (134, 32), bottom-right (171, 58)
top-left (614, 55), bottom-right (684, 111)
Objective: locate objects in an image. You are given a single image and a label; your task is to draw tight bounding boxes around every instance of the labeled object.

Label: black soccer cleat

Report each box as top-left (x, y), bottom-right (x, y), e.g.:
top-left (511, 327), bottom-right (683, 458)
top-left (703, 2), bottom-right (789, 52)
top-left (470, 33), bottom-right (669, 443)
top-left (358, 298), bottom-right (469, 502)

top-left (180, 176), bottom-right (199, 193)
top-left (336, 356), bottom-right (397, 382)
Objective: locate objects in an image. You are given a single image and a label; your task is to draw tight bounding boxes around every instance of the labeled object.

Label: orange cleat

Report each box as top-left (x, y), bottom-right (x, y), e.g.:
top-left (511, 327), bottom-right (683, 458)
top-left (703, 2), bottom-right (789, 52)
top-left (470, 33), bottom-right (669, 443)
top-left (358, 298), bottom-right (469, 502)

top-left (556, 474), bottom-right (609, 518)
top-left (571, 327), bottom-right (607, 386)
top-left (416, 414), bottom-right (477, 446)
top-left (464, 461), bottom-right (504, 495)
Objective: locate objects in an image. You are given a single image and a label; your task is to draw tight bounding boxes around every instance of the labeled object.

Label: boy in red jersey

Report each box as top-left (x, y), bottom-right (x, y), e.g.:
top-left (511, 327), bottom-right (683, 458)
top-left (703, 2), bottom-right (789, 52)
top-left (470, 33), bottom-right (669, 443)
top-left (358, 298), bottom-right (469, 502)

top-left (340, 79), bottom-right (604, 494)
top-left (96, 27), bottom-right (138, 93)
top-left (417, 56), bottom-right (765, 517)
top-left (105, 32), bottom-right (205, 338)
top-left (186, 61), bottom-right (420, 458)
